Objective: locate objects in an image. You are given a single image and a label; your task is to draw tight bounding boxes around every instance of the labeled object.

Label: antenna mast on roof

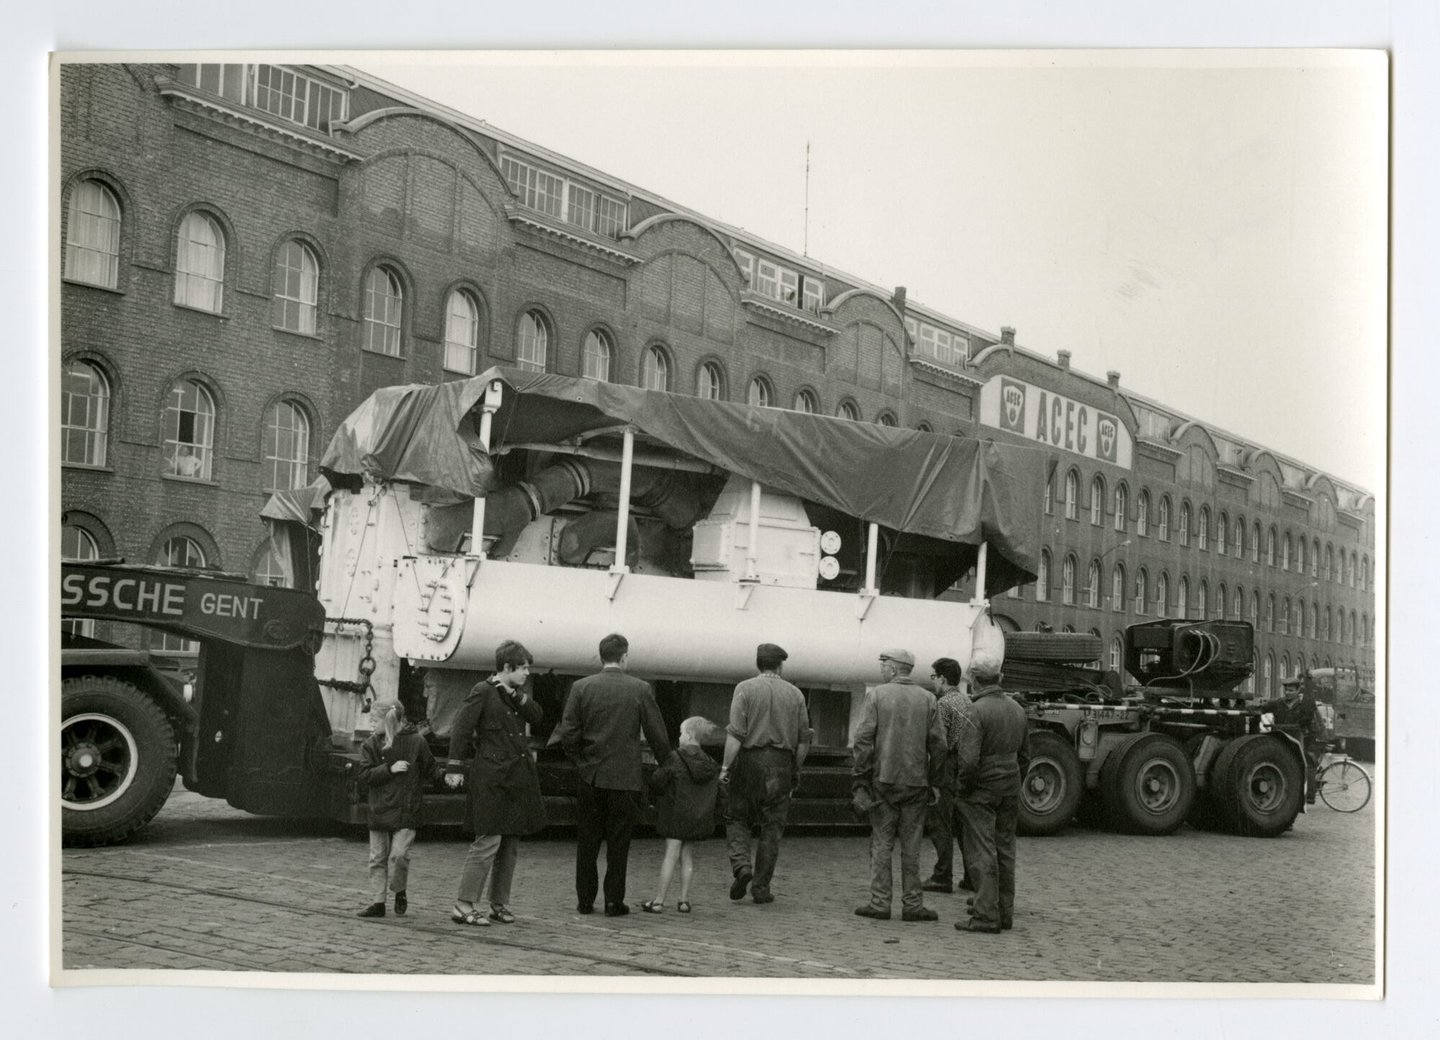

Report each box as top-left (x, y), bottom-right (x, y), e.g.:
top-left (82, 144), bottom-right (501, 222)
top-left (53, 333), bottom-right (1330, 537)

top-left (803, 139), bottom-right (811, 257)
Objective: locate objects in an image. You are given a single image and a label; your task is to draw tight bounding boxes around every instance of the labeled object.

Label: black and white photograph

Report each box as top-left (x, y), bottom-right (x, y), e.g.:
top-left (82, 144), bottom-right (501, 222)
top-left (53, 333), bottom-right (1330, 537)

top-left (47, 47), bottom-right (1388, 999)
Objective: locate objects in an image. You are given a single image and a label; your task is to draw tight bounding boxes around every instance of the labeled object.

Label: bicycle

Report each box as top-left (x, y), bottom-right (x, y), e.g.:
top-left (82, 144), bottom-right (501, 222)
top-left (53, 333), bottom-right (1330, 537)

top-left (1315, 742), bottom-right (1372, 812)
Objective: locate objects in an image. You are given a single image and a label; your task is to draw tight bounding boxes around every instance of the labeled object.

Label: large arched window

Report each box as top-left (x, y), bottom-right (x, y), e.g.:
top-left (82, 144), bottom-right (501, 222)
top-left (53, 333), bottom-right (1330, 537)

top-left (1134, 567), bottom-right (1148, 615)
top-left (1251, 522), bottom-right (1261, 563)
top-left (1217, 582), bottom-right (1227, 619)
top-left (1111, 563), bottom-right (1126, 612)
top-left (1198, 506), bottom-right (1210, 550)
top-left (582, 329), bottom-right (613, 382)
top-left (1110, 635), bottom-right (1124, 673)
top-left (1298, 600), bottom-right (1308, 638)
top-left (1136, 491), bottom-right (1150, 537)
top-left (1086, 558), bottom-right (1101, 608)
top-left (174, 211), bottom-right (225, 312)
top-left (443, 290), bottom-right (481, 374)
top-left (1090, 475), bottom-right (1105, 525)
top-left (1234, 516), bottom-right (1246, 558)
top-left (1157, 496), bottom-right (1171, 541)
top-left (1061, 553), bottom-right (1077, 605)
top-left (698, 362), bottom-right (724, 401)
top-left (1281, 597), bottom-right (1291, 634)
top-left (793, 388), bottom-right (818, 414)
top-left (1036, 549), bottom-right (1051, 603)
top-left (1197, 580), bottom-right (1208, 619)
top-left (61, 524), bottom-right (100, 637)
top-left (1177, 576), bottom-right (1189, 619)
top-left (273, 240), bottom-right (319, 335)
top-left (1114, 484), bottom-right (1128, 532)
top-left (1266, 526), bottom-right (1277, 567)
top-left (747, 376), bottom-right (773, 408)
top-left (516, 310), bottom-right (548, 371)
top-left (1178, 503), bottom-right (1191, 546)
top-left (1281, 533), bottom-right (1292, 571)
top-left (1217, 511), bottom-right (1228, 555)
top-left (876, 412), bottom-right (898, 427)
top-left (151, 536), bottom-right (207, 652)
top-left (263, 400), bottom-right (310, 492)
top-left (65, 179), bottom-right (121, 289)
top-left (642, 345), bottom-right (671, 391)
top-left (837, 399), bottom-right (860, 421)
top-left (61, 359), bottom-right (110, 467)
top-left (1064, 470), bottom-right (1079, 520)
top-left (1156, 572), bottom-right (1170, 618)
top-left (162, 379), bottom-right (215, 480)
top-left (364, 267), bottom-right (403, 355)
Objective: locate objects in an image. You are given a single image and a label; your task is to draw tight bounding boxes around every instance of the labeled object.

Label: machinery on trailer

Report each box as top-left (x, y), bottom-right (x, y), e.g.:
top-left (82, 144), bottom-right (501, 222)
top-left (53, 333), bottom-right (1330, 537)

top-left (1010, 619), bottom-right (1315, 838)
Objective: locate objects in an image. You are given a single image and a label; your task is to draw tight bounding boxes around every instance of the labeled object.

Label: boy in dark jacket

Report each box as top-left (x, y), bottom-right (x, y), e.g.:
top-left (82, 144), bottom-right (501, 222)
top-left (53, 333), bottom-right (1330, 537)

top-left (356, 699), bottom-right (441, 918)
top-left (640, 716), bottom-right (722, 914)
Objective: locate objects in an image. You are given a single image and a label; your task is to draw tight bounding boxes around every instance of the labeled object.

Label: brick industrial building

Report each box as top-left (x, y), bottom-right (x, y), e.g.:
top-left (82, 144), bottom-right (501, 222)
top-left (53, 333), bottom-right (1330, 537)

top-left (58, 62), bottom-right (1376, 694)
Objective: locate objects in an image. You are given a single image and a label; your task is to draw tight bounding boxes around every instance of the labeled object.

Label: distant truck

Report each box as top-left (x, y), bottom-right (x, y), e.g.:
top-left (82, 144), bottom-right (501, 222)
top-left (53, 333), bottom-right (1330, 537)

top-left (1305, 666), bottom-right (1375, 762)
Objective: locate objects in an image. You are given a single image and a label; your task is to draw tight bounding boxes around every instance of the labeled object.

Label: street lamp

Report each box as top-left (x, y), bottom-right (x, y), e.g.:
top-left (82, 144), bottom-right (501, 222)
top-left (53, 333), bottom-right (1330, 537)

top-left (1084, 538), bottom-right (1132, 606)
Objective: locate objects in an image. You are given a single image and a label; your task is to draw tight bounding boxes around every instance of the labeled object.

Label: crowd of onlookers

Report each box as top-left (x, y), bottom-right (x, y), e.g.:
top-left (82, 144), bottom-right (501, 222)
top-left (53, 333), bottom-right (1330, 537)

top-left (354, 634), bottom-right (1030, 936)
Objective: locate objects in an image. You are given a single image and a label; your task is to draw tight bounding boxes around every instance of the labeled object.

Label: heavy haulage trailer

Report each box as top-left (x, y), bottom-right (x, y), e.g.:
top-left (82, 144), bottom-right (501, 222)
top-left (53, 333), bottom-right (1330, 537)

top-left (58, 367), bottom-right (1308, 845)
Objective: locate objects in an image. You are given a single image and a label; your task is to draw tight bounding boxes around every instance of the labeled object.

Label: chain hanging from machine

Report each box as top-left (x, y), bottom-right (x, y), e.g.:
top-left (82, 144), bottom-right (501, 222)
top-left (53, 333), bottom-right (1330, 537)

top-left (316, 616), bottom-right (378, 712)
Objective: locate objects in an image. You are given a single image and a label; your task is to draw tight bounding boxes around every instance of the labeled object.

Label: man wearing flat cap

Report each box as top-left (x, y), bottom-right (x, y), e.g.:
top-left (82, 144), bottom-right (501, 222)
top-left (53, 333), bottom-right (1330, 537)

top-left (720, 643), bottom-right (811, 905)
top-left (1258, 673), bottom-right (1324, 804)
top-left (852, 648), bottom-right (948, 922)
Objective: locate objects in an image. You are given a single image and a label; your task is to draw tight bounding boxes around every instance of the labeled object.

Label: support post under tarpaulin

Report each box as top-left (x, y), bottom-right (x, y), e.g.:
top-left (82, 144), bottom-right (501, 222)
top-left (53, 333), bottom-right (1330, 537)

top-left (468, 379), bottom-right (503, 559)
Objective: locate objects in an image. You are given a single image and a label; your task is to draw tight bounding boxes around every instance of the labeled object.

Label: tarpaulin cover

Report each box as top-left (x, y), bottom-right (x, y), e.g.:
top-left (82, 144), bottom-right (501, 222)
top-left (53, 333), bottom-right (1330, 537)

top-left (318, 367), bottom-right (1042, 594)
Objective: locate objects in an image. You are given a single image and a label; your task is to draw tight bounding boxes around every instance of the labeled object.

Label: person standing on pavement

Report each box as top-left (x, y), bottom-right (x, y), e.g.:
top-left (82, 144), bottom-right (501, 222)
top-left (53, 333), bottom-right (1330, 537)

top-left (640, 716), bottom-right (723, 914)
top-left (922, 657), bottom-right (973, 896)
top-left (447, 640), bottom-right (546, 928)
top-left (721, 643), bottom-right (811, 905)
top-left (852, 649), bottom-right (948, 922)
top-left (556, 633), bottom-right (672, 917)
top-left (1258, 673), bottom-right (1325, 803)
top-left (952, 657), bottom-right (1031, 934)
top-left (355, 699), bottom-right (441, 919)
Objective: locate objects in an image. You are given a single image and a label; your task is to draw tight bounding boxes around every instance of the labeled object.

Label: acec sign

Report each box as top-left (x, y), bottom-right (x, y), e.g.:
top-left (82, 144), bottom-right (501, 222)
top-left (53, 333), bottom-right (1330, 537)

top-left (980, 375), bottom-right (1132, 467)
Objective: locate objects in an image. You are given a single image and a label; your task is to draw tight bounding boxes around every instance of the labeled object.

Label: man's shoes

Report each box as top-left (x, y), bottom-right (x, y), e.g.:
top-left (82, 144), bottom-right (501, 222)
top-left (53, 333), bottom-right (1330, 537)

top-left (576, 903), bottom-right (594, 915)
top-left (729, 868), bottom-right (753, 901)
top-left (921, 879), bottom-right (953, 893)
top-left (356, 902), bottom-right (385, 918)
top-left (393, 890), bottom-right (407, 916)
top-left (488, 904), bottom-right (516, 924)
top-left (955, 917), bottom-right (1002, 934)
top-left (854, 904), bottom-right (892, 920)
top-left (604, 902), bottom-right (630, 917)
top-left (751, 888), bottom-right (774, 905)
top-left (902, 907), bottom-right (939, 922)
top-left (1001, 918), bottom-right (1014, 931)
top-left (957, 877), bottom-right (975, 892)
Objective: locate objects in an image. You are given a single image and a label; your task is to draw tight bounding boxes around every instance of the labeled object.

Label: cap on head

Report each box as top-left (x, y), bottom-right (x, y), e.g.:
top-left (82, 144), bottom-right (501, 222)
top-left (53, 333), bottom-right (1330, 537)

top-left (756, 643), bottom-right (789, 671)
top-left (879, 648), bottom-right (916, 668)
top-left (1282, 675), bottom-right (1302, 688)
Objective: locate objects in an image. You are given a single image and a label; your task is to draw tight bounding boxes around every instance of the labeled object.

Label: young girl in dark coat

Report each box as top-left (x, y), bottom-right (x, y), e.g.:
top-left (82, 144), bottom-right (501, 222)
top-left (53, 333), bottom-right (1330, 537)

top-left (356, 699), bottom-right (440, 918)
top-left (640, 716), bottom-right (722, 913)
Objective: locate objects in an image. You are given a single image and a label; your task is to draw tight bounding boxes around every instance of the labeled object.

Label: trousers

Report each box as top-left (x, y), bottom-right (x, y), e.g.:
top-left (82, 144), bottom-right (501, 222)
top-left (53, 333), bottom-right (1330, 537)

top-left (367, 827), bottom-right (416, 903)
top-left (955, 791), bottom-right (1018, 927)
top-left (725, 747), bottom-right (794, 894)
top-left (456, 833), bottom-right (519, 906)
top-left (866, 783), bottom-right (929, 911)
top-left (575, 780), bottom-right (639, 908)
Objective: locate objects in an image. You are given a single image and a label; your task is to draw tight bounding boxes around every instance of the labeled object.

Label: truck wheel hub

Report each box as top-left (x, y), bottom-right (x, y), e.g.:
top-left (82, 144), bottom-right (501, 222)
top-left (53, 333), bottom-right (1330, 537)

top-left (66, 742), bottom-right (101, 777)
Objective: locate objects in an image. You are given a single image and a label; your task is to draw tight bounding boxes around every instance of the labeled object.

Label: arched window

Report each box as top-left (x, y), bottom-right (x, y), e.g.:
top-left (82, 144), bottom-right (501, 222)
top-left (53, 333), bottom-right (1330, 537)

top-left (1265, 594), bottom-right (1275, 633)
top-left (1114, 484), bottom-right (1128, 532)
top-left (1325, 544), bottom-right (1335, 582)
top-left (151, 536), bottom-right (207, 652)
top-left (162, 379), bottom-right (215, 480)
top-left (1197, 580), bottom-right (1208, 619)
top-left (1361, 612), bottom-right (1368, 646)
top-left (263, 401), bottom-right (310, 492)
top-left (1251, 522), bottom-right (1261, 563)
top-left (1177, 576), bottom-right (1189, 619)
top-left (1198, 506), bottom-right (1210, 550)
top-left (444, 290), bottom-right (481, 374)
top-left (642, 345), bottom-right (671, 391)
top-left (837, 400), bottom-right (860, 421)
top-left (1111, 563), bottom-right (1126, 612)
top-left (1156, 572), bottom-right (1169, 618)
top-left (1298, 600), bottom-right (1308, 638)
top-left (1044, 472), bottom-right (1054, 516)
top-left (1090, 475), bottom-right (1105, 525)
top-left (1361, 555), bottom-right (1369, 591)
top-left (1350, 610), bottom-right (1359, 646)
top-left (916, 421), bottom-right (933, 433)
top-left (1263, 653), bottom-right (1274, 697)
top-left (1036, 549), bottom-right (1051, 602)
top-left (793, 389), bottom-right (818, 414)
top-left (1179, 502), bottom-right (1191, 546)
top-left (1314, 600), bottom-right (1322, 638)
top-left (1266, 526), bottom-right (1277, 567)
top-left (254, 544), bottom-right (290, 588)
top-left (65, 179), bottom-right (121, 288)
top-left (1234, 516), bottom-right (1246, 558)
top-left (1250, 592), bottom-right (1260, 625)
top-left (364, 267), bottom-right (403, 355)
top-left (1136, 491), bottom-right (1150, 536)
top-left (1062, 554), bottom-right (1077, 605)
top-left (747, 376), bottom-right (773, 408)
top-left (1064, 470), bottom-right (1079, 520)
top-left (174, 211), bottom-right (225, 312)
top-left (582, 329), bottom-right (613, 382)
top-left (1281, 653), bottom-right (1291, 679)
top-left (61, 359), bottom-right (110, 467)
top-left (1217, 582), bottom-right (1227, 619)
top-left (876, 412), bottom-right (898, 427)
top-left (1281, 597), bottom-right (1291, 634)
top-left (1134, 568), bottom-right (1148, 615)
top-left (1281, 533), bottom-right (1292, 571)
top-left (1297, 537), bottom-right (1307, 575)
top-left (1086, 558), bottom-right (1101, 608)
top-left (698, 362), bottom-right (724, 400)
top-left (61, 524), bottom-right (100, 637)
top-left (273, 240), bottom-right (319, 335)
top-left (1233, 586), bottom-right (1244, 620)
top-left (516, 310), bottom-right (547, 371)
top-left (1312, 539), bottom-right (1320, 577)
top-left (1157, 496), bottom-right (1171, 541)
top-left (1349, 552), bottom-right (1358, 587)
top-left (1110, 635), bottom-right (1124, 673)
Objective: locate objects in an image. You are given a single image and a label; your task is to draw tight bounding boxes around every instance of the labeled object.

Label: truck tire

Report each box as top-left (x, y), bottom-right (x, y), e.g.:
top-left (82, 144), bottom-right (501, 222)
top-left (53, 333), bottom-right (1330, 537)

top-left (1003, 632), bottom-right (1103, 664)
top-left (61, 676), bottom-right (177, 847)
top-left (1209, 734), bottom-right (1303, 838)
top-left (1098, 733), bottom-right (1196, 835)
top-left (1017, 730), bottom-right (1084, 836)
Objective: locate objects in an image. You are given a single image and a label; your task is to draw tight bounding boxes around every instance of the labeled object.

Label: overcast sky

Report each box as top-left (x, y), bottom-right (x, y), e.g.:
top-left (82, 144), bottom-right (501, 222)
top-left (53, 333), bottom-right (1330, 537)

top-left (362, 52), bottom-right (1386, 490)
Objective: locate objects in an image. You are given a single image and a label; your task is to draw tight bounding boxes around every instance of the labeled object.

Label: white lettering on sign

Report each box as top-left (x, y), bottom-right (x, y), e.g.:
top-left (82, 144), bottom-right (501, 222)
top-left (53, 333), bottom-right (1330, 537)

top-left (978, 375), bottom-right (1131, 467)
top-left (199, 592), bottom-right (265, 620)
top-left (59, 573), bottom-right (187, 616)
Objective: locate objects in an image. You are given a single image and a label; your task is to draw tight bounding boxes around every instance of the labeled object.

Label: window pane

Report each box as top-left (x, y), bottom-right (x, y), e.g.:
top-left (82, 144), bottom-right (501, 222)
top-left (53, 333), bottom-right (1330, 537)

top-left (264, 401), bottom-right (310, 492)
top-left (583, 330), bottom-right (612, 382)
top-left (150, 537), bottom-right (205, 652)
top-left (748, 378), bottom-right (771, 408)
top-left (793, 390), bottom-right (816, 414)
top-left (65, 181), bottom-right (120, 288)
top-left (595, 195), bottom-right (627, 238)
top-left (174, 213), bottom-right (225, 312)
top-left (162, 380), bottom-right (214, 479)
top-left (568, 184), bottom-right (595, 231)
top-left (60, 361), bottom-right (109, 466)
top-left (444, 291), bottom-right (479, 373)
top-left (272, 241), bottom-right (318, 334)
top-left (517, 312), bottom-right (547, 371)
top-left (642, 347), bottom-right (670, 391)
top-left (364, 268), bottom-right (402, 355)
top-left (698, 362), bottom-right (722, 400)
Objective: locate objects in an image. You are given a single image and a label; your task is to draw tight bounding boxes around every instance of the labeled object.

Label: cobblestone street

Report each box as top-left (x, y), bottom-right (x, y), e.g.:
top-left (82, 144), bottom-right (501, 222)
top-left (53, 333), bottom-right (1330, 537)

top-left (58, 784), bottom-right (1378, 988)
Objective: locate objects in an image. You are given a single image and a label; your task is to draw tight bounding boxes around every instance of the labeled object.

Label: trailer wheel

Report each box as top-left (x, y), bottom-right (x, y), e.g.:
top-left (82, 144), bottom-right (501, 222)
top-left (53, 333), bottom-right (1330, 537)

top-left (1099, 733), bottom-right (1196, 835)
top-left (1002, 631), bottom-right (1103, 664)
top-left (1210, 734), bottom-right (1303, 838)
top-left (1017, 731), bottom-right (1084, 836)
top-left (61, 676), bottom-right (177, 847)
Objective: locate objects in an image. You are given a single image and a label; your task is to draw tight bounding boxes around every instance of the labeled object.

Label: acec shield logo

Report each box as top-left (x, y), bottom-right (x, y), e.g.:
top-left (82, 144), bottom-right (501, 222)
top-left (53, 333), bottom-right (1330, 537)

top-left (1097, 416), bottom-right (1118, 462)
top-left (1000, 380), bottom-right (1026, 432)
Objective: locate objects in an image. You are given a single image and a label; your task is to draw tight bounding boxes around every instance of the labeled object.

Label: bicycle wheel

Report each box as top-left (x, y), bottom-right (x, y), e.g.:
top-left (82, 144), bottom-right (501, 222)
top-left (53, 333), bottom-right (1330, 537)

top-left (1318, 760), bottom-right (1372, 812)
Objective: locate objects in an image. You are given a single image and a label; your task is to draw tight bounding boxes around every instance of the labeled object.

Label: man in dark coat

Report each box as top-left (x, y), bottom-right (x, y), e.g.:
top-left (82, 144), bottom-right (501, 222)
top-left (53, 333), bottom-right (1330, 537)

top-left (1259, 673), bottom-right (1325, 802)
top-left (556, 632), bottom-right (672, 916)
top-left (952, 659), bottom-right (1031, 934)
top-left (447, 639), bottom-right (545, 927)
